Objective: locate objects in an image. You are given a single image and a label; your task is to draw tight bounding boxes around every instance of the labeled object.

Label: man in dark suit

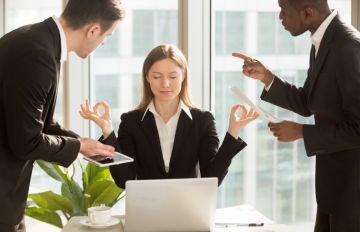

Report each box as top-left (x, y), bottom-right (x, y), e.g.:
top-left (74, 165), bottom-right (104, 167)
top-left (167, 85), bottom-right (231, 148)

top-left (0, 0), bottom-right (125, 231)
top-left (233, 0), bottom-right (360, 231)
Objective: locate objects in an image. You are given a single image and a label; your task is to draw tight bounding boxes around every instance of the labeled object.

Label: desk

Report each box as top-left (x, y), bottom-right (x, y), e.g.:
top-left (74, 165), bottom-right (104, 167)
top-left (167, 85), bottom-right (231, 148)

top-left (62, 205), bottom-right (291, 232)
top-left (62, 216), bottom-right (290, 232)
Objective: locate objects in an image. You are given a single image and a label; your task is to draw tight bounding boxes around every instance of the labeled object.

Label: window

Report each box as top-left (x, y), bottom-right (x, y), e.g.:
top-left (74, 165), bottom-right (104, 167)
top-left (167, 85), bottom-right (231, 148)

top-left (216, 11), bottom-right (245, 55)
top-left (4, 0), bottom-right (63, 194)
top-left (212, 0), bottom-right (351, 229)
top-left (90, 0), bottom-right (178, 138)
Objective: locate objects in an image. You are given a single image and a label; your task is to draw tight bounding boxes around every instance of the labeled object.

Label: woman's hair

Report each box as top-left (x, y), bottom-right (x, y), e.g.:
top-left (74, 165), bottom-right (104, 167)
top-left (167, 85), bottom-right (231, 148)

top-left (135, 44), bottom-right (198, 112)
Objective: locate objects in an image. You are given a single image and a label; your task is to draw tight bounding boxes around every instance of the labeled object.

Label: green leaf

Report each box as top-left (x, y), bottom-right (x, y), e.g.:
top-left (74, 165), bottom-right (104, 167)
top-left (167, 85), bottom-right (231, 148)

top-left (61, 180), bottom-right (86, 216)
top-left (28, 191), bottom-right (72, 215)
top-left (25, 207), bottom-right (63, 228)
top-left (85, 180), bottom-right (124, 207)
top-left (109, 191), bottom-right (125, 207)
top-left (82, 169), bottom-right (89, 193)
top-left (86, 163), bottom-right (112, 187)
top-left (36, 160), bottom-right (69, 184)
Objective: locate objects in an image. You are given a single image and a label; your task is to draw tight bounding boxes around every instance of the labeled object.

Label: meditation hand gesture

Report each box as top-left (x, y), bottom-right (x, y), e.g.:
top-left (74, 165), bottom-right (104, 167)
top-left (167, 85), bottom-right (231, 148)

top-left (232, 53), bottom-right (274, 87)
top-left (79, 99), bottom-right (113, 138)
top-left (228, 104), bottom-right (259, 139)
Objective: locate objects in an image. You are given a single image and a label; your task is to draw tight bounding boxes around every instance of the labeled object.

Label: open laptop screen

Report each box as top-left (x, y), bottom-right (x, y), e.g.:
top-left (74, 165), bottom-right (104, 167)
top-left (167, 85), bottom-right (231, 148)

top-left (124, 178), bottom-right (218, 232)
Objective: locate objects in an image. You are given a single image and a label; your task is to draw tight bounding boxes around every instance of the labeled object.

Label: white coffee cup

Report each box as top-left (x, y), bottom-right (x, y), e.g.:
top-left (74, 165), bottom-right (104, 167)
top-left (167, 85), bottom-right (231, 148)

top-left (88, 206), bottom-right (111, 225)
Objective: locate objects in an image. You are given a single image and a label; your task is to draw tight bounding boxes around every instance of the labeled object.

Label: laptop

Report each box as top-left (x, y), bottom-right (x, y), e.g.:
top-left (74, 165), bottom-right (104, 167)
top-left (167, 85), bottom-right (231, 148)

top-left (123, 178), bottom-right (218, 232)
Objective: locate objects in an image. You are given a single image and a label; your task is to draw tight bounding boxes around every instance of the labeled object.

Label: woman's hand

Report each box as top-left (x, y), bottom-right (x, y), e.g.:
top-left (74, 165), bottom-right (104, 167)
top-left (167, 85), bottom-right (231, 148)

top-left (79, 99), bottom-right (113, 138)
top-left (227, 104), bottom-right (259, 139)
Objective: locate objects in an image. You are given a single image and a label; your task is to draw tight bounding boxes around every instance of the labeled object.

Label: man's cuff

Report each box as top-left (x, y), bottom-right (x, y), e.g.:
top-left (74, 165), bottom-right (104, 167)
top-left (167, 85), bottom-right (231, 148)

top-left (264, 78), bottom-right (274, 91)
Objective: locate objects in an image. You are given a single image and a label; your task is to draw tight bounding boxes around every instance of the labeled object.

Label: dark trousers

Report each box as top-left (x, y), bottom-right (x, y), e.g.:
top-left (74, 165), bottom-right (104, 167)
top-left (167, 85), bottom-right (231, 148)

top-left (315, 207), bottom-right (360, 232)
top-left (0, 217), bottom-right (26, 232)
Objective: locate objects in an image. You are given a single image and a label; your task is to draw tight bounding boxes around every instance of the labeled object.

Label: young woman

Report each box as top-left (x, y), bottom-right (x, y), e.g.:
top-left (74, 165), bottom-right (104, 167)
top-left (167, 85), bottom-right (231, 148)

top-left (80, 44), bottom-right (258, 188)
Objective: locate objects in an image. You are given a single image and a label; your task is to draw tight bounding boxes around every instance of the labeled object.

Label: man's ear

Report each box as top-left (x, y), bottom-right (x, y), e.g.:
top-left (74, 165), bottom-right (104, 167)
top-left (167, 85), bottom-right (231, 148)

top-left (300, 7), bottom-right (314, 21)
top-left (85, 23), bottom-right (101, 39)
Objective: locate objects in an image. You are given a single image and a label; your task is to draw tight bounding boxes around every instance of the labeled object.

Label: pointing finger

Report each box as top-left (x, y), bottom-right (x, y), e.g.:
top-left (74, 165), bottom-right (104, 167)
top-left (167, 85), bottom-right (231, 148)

top-left (232, 52), bottom-right (253, 61)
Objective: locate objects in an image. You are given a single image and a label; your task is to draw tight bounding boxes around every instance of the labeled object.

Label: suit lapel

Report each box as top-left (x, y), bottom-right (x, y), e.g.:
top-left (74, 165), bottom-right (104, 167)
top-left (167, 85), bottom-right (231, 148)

top-left (140, 112), bottom-right (166, 173)
top-left (169, 111), bottom-right (193, 171)
top-left (308, 16), bottom-right (340, 95)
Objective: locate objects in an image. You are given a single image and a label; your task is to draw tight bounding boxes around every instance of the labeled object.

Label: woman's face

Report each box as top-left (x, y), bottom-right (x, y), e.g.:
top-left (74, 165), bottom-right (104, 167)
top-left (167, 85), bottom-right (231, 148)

top-left (146, 58), bottom-right (184, 103)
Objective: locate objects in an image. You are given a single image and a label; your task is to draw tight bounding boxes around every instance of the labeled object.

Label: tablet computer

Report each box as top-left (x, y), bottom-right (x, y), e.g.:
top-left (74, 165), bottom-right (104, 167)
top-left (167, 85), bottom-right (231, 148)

top-left (83, 151), bottom-right (134, 167)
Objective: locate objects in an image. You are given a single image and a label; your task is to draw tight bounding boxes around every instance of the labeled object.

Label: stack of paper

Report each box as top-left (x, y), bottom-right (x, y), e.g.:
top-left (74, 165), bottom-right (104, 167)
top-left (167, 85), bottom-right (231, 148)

top-left (215, 205), bottom-right (273, 225)
top-left (215, 205), bottom-right (292, 231)
top-left (230, 86), bottom-right (280, 123)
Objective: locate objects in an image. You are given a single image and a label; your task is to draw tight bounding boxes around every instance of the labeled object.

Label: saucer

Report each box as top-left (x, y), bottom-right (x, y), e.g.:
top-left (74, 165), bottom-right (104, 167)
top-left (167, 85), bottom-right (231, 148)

top-left (79, 217), bottom-right (120, 229)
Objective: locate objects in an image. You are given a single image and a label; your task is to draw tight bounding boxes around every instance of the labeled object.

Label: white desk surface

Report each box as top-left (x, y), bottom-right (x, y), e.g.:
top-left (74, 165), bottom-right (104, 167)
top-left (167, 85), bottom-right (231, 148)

top-left (62, 216), bottom-right (291, 232)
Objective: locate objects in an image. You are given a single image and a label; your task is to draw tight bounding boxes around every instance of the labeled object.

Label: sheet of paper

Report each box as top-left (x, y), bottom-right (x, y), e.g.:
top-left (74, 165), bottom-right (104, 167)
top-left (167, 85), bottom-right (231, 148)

top-left (215, 224), bottom-right (291, 232)
top-left (215, 205), bottom-right (274, 225)
top-left (230, 86), bottom-right (280, 123)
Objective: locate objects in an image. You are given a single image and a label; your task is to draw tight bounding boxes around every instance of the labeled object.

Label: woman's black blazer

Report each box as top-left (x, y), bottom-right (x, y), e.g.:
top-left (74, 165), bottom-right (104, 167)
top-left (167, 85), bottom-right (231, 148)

top-left (101, 109), bottom-right (246, 188)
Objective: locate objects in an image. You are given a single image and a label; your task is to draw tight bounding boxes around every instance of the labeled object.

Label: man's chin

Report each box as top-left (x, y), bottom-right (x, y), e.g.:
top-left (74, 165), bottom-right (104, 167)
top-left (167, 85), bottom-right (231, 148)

top-left (74, 51), bottom-right (89, 59)
top-left (289, 28), bottom-right (307, 37)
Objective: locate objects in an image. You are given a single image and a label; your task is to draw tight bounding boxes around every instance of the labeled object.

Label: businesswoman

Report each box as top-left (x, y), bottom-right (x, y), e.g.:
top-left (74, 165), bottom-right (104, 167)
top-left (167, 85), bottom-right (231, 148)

top-left (80, 44), bottom-right (258, 188)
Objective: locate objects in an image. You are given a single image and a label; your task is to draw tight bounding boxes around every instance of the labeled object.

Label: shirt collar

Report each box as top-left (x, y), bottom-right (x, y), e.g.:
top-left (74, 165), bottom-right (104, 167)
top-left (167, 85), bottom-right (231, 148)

top-left (141, 99), bottom-right (193, 121)
top-left (51, 16), bottom-right (67, 63)
top-left (310, 10), bottom-right (337, 48)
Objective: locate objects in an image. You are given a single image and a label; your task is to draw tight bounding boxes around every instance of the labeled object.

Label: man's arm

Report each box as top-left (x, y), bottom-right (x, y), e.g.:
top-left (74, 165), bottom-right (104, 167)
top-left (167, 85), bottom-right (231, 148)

top-left (232, 52), bottom-right (312, 117)
top-left (3, 52), bottom-right (114, 166)
top-left (3, 52), bottom-right (79, 166)
top-left (46, 118), bottom-right (80, 138)
top-left (260, 75), bottom-right (312, 117)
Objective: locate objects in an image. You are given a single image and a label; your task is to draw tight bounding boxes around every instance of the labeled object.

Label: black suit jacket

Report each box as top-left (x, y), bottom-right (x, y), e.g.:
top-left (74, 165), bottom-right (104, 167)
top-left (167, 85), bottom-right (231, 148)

top-left (102, 109), bottom-right (246, 189)
top-left (261, 16), bottom-right (360, 214)
top-left (0, 18), bottom-right (81, 225)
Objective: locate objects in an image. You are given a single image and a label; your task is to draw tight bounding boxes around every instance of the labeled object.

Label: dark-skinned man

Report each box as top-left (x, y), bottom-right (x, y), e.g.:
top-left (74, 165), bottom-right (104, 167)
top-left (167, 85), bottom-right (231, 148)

top-left (233, 0), bottom-right (360, 231)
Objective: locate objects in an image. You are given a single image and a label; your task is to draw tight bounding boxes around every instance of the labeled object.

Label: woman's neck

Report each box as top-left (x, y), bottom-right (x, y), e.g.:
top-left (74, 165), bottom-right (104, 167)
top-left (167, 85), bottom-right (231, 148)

top-left (154, 98), bottom-right (180, 123)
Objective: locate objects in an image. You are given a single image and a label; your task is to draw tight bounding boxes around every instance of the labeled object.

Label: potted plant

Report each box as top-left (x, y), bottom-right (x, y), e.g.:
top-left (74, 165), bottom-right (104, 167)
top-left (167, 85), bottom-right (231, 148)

top-left (26, 159), bottom-right (124, 228)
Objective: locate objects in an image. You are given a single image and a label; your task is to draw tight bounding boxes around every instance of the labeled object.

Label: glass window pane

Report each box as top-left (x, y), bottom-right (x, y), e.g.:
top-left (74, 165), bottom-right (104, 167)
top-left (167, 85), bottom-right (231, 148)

top-left (216, 11), bottom-right (245, 55)
top-left (4, 0), bottom-right (63, 195)
top-left (213, 0), bottom-right (351, 230)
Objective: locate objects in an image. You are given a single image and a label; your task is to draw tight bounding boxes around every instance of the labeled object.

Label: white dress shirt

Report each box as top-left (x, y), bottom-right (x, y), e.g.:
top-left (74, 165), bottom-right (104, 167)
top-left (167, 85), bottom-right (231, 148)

top-left (51, 16), bottom-right (67, 63)
top-left (265, 10), bottom-right (337, 91)
top-left (141, 100), bottom-right (193, 173)
top-left (311, 10), bottom-right (337, 58)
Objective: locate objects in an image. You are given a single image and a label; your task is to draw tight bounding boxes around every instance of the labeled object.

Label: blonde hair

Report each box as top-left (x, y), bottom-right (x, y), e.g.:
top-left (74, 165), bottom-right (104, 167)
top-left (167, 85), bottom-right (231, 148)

top-left (135, 44), bottom-right (197, 112)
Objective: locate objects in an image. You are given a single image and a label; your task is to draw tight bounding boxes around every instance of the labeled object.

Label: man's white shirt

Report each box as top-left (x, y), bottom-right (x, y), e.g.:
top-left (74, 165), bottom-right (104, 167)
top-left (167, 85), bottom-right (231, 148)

top-left (52, 16), bottom-right (67, 63)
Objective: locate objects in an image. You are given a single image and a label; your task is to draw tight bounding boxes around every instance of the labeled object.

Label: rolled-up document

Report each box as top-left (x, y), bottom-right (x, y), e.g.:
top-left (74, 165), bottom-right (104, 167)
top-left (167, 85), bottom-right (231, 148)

top-left (230, 86), bottom-right (280, 123)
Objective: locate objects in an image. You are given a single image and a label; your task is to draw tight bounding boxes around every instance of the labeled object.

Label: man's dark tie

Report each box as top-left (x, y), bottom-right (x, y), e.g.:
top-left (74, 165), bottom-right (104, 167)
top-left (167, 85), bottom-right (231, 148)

top-left (310, 45), bottom-right (316, 73)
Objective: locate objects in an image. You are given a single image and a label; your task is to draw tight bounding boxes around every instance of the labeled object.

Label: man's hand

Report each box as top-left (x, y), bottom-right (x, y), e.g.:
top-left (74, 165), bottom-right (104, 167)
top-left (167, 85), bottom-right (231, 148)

top-left (79, 137), bottom-right (115, 158)
top-left (268, 121), bottom-right (303, 142)
top-left (232, 53), bottom-right (274, 87)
